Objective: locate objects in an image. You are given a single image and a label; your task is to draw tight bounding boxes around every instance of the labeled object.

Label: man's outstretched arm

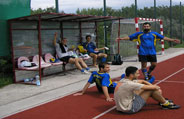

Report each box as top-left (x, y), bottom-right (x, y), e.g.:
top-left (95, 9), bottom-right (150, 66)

top-left (163, 37), bottom-right (180, 44)
top-left (116, 36), bottom-right (130, 41)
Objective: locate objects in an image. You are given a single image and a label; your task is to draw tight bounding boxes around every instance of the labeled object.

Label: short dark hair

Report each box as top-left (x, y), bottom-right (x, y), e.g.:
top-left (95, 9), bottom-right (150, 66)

top-left (61, 38), bottom-right (67, 41)
top-left (98, 63), bottom-right (109, 71)
top-left (125, 66), bottom-right (138, 77)
top-left (143, 22), bottom-right (151, 26)
top-left (86, 35), bottom-right (91, 39)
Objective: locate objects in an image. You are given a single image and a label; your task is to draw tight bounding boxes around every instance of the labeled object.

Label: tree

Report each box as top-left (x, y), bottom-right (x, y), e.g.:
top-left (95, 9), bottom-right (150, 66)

top-left (31, 7), bottom-right (58, 15)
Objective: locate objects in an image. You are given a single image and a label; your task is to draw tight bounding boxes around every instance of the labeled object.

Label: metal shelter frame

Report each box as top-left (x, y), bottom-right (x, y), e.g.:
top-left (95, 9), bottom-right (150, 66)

top-left (8, 13), bottom-right (124, 84)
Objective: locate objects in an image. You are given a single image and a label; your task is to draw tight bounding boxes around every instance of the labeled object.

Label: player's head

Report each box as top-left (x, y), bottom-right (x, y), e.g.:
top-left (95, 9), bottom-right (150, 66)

top-left (99, 63), bottom-right (110, 73)
top-left (61, 38), bottom-right (67, 45)
top-left (86, 35), bottom-right (92, 42)
top-left (125, 66), bottom-right (140, 79)
top-left (143, 22), bottom-right (151, 33)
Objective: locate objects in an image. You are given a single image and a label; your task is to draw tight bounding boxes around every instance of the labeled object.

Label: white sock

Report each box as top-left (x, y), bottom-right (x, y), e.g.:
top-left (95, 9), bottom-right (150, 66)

top-left (162, 100), bottom-right (169, 105)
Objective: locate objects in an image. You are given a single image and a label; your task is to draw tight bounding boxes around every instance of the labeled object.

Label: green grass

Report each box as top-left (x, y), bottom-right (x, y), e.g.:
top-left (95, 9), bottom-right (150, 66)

top-left (173, 43), bottom-right (184, 48)
top-left (0, 74), bottom-right (13, 88)
top-left (156, 41), bottom-right (184, 52)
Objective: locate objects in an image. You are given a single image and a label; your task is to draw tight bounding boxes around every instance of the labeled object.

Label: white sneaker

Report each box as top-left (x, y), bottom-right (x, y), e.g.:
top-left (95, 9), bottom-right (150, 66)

top-left (104, 47), bottom-right (109, 50)
top-left (81, 70), bottom-right (90, 74)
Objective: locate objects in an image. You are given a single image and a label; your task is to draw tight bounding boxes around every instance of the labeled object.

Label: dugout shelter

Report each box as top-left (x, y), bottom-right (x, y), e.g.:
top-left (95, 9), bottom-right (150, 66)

top-left (8, 13), bottom-right (124, 83)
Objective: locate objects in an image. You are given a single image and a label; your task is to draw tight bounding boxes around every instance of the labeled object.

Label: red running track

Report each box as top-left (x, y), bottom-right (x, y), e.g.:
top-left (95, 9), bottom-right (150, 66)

top-left (4, 54), bottom-right (184, 119)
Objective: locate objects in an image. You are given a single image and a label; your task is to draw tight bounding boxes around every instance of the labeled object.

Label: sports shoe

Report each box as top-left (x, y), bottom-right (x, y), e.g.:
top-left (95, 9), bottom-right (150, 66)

top-left (85, 67), bottom-right (90, 71)
top-left (161, 101), bottom-right (180, 109)
top-left (159, 98), bottom-right (173, 106)
top-left (104, 47), bottom-right (109, 50)
top-left (81, 70), bottom-right (90, 74)
top-left (162, 104), bottom-right (180, 109)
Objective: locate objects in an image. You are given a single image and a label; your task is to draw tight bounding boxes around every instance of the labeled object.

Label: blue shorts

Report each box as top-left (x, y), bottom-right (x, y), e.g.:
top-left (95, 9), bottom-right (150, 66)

top-left (89, 52), bottom-right (101, 55)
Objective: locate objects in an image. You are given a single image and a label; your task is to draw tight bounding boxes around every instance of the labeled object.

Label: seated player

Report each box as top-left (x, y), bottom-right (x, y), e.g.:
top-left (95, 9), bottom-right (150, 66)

top-left (83, 35), bottom-right (108, 67)
top-left (53, 32), bottom-right (90, 74)
top-left (74, 63), bottom-right (122, 102)
top-left (114, 66), bottom-right (180, 114)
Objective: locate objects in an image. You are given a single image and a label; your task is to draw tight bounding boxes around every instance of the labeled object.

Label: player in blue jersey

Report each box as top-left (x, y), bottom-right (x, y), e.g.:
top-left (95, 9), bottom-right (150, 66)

top-left (73, 63), bottom-right (118, 102)
top-left (117, 22), bottom-right (180, 81)
top-left (83, 35), bottom-right (108, 67)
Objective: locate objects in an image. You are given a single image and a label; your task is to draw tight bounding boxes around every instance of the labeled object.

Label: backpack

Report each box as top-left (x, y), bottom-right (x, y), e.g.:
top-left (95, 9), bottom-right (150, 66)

top-left (112, 54), bottom-right (123, 65)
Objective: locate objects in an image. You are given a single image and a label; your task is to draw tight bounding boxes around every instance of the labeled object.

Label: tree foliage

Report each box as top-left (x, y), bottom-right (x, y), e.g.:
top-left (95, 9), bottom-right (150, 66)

top-left (31, 5), bottom-right (184, 44)
top-left (31, 7), bottom-right (56, 15)
top-left (76, 4), bottom-right (184, 22)
top-left (31, 5), bottom-right (184, 24)
top-left (76, 4), bottom-right (184, 42)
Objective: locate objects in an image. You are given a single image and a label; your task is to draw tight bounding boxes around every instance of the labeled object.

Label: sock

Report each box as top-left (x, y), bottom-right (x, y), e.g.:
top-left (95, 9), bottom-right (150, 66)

top-left (120, 74), bottom-right (125, 80)
top-left (148, 76), bottom-right (155, 83)
top-left (162, 100), bottom-right (169, 106)
top-left (101, 57), bottom-right (107, 63)
top-left (86, 67), bottom-right (90, 71)
top-left (142, 69), bottom-right (148, 80)
top-left (148, 65), bottom-right (156, 75)
top-left (81, 69), bottom-right (85, 72)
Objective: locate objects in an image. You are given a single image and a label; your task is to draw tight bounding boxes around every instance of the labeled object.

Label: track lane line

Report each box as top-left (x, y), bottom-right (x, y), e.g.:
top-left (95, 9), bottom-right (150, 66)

top-left (155, 80), bottom-right (184, 84)
top-left (92, 106), bottom-right (116, 119)
top-left (155, 67), bottom-right (184, 85)
top-left (92, 67), bottom-right (184, 119)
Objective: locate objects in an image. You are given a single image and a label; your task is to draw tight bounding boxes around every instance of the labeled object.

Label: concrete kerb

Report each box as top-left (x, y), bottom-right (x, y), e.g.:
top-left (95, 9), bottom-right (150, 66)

top-left (0, 48), bottom-right (183, 118)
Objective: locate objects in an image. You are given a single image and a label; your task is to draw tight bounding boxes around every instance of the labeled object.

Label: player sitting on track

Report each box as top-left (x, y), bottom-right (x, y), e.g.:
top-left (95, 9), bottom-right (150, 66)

top-left (116, 22), bottom-right (180, 82)
top-left (114, 66), bottom-right (180, 114)
top-left (83, 35), bottom-right (108, 67)
top-left (74, 63), bottom-right (121, 102)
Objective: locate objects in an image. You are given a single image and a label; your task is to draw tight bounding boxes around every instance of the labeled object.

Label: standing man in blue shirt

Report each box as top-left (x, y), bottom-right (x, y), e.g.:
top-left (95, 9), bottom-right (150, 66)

top-left (83, 35), bottom-right (108, 67)
top-left (117, 22), bottom-right (180, 81)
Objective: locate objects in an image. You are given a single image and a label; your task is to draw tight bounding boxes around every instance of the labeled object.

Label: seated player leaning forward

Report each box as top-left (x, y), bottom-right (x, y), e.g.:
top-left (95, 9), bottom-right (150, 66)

top-left (83, 35), bottom-right (108, 67)
top-left (114, 66), bottom-right (180, 114)
top-left (74, 63), bottom-right (121, 102)
top-left (53, 32), bottom-right (90, 74)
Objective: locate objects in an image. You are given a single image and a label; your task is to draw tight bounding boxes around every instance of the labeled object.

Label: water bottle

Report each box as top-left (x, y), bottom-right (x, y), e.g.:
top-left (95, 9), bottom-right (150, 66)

top-left (24, 78), bottom-right (30, 82)
top-left (35, 75), bottom-right (41, 86)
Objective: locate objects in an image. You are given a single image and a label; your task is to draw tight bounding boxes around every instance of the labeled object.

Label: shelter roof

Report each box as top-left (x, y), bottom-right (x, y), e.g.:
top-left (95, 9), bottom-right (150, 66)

top-left (8, 13), bottom-right (124, 22)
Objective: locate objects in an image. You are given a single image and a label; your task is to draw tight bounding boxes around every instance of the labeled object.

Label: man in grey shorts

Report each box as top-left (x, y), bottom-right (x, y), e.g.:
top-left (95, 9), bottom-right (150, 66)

top-left (114, 66), bottom-right (180, 114)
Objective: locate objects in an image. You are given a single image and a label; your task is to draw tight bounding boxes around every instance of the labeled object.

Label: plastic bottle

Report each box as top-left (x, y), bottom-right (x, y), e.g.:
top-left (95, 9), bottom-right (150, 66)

top-left (24, 78), bottom-right (30, 82)
top-left (35, 75), bottom-right (41, 86)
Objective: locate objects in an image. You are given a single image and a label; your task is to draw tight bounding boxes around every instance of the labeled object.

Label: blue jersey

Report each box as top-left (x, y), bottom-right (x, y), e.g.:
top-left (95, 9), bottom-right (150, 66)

top-left (83, 42), bottom-right (99, 54)
top-left (88, 71), bottom-right (117, 88)
top-left (129, 31), bottom-right (164, 55)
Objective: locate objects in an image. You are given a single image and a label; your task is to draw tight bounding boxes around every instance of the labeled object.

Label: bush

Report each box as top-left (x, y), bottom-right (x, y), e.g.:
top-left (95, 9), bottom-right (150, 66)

top-left (0, 57), bottom-right (13, 74)
top-left (0, 56), bottom-right (13, 88)
top-left (0, 76), bottom-right (13, 88)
